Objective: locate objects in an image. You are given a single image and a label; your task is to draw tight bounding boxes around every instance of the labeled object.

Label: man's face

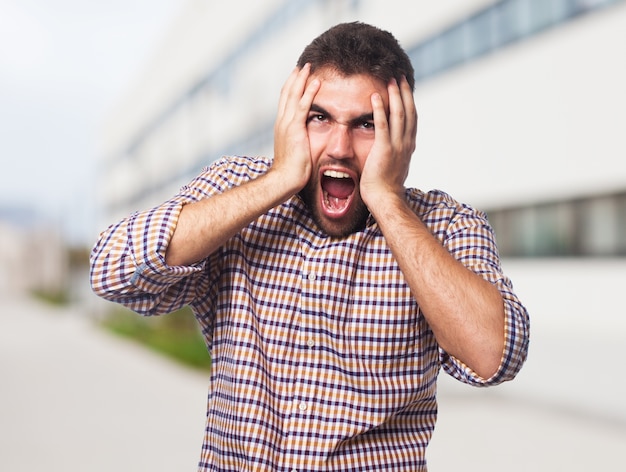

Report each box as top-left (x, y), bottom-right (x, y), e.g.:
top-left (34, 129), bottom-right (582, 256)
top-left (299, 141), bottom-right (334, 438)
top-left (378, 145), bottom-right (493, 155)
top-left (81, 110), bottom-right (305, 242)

top-left (300, 68), bottom-right (389, 237)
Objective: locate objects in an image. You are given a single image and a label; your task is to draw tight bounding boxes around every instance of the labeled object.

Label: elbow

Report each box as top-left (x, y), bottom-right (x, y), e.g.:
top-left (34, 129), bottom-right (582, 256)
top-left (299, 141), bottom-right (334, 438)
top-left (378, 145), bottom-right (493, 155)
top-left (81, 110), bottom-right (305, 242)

top-left (442, 332), bottom-right (504, 381)
top-left (89, 268), bottom-right (118, 302)
top-left (466, 313), bottom-right (507, 380)
top-left (475, 295), bottom-right (508, 379)
top-left (89, 257), bottom-right (130, 303)
top-left (89, 261), bottom-right (107, 299)
top-left (472, 341), bottom-right (505, 380)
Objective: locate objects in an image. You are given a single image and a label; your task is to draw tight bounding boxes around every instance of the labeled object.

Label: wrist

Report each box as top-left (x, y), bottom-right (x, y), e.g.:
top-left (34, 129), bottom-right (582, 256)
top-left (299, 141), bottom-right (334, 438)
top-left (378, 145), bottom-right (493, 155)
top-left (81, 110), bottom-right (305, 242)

top-left (362, 183), bottom-right (406, 215)
top-left (263, 166), bottom-right (307, 203)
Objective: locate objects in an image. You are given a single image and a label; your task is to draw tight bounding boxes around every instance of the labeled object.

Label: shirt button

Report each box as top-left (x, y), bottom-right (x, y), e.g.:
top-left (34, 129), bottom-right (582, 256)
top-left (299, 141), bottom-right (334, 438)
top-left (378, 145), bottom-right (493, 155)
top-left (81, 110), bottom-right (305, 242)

top-left (307, 338), bottom-right (315, 348)
top-left (307, 272), bottom-right (316, 281)
top-left (298, 402), bottom-right (308, 411)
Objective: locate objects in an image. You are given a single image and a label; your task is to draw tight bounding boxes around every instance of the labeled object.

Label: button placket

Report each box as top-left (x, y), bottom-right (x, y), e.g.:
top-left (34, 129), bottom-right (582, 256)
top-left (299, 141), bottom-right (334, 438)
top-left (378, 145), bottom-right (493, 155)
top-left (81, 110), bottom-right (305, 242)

top-left (287, 234), bottom-right (327, 464)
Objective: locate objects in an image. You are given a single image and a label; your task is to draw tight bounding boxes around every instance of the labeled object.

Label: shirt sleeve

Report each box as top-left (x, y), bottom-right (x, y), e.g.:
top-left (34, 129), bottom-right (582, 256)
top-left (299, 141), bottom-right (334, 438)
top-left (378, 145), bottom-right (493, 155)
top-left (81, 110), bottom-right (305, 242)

top-left (89, 197), bottom-right (205, 316)
top-left (90, 155), bottom-right (272, 317)
top-left (89, 157), bottom-right (236, 315)
top-left (435, 200), bottom-right (530, 387)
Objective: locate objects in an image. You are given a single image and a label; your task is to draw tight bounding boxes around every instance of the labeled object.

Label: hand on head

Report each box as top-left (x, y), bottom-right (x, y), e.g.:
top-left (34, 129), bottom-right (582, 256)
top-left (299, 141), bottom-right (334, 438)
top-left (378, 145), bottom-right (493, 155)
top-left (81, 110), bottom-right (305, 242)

top-left (360, 75), bottom-right (418, 206)
top-left (272, 63), bottom-right (320, 194)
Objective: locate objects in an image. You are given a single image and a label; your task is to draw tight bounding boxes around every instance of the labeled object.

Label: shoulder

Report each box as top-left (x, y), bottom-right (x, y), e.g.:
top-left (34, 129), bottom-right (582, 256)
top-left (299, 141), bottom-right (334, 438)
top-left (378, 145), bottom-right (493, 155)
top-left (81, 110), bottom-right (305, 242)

top-left (205, 155), bottom-right (272, 180)
top-left (175, 156), bottom-right (272, 202)
top-left (405, 188), bottom-right (483, 215)
top-left (188, 155), bottom-right (272, 194)
top-left (405, 188), bottom-right (490, 234)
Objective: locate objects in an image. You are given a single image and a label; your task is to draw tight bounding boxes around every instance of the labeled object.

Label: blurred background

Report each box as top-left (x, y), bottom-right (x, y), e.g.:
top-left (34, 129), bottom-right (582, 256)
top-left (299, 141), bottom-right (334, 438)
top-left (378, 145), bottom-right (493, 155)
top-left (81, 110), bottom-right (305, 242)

top-left (1, 0), bottom-right (625, 470)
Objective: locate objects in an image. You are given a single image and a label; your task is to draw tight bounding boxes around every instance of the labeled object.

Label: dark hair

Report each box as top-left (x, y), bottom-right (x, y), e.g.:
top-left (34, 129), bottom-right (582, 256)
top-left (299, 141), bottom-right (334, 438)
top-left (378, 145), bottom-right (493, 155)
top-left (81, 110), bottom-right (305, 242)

top-left (297, 22), bottom-right (415, 90)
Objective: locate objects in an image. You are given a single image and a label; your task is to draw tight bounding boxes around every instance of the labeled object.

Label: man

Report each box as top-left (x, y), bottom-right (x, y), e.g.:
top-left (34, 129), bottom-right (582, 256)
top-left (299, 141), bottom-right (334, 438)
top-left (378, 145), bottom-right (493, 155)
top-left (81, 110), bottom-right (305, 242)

top-left (91, 22), bottom-right (529, 471)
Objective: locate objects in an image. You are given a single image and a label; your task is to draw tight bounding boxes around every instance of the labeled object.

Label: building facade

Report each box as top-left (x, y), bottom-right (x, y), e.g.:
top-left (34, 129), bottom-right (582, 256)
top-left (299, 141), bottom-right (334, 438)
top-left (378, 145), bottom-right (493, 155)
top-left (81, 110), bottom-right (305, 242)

top-left (99, 0), bottom-right (626, 257)
top-left (0, 219), bottom-right (68, 297)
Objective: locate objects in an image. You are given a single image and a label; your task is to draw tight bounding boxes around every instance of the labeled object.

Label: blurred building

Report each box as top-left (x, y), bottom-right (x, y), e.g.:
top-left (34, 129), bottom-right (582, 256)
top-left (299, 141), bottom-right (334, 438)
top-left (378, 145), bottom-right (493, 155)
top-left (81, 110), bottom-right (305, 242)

top-left (98, 0), bottom-right (626, 257)
top-left (0, 215), bottom-right (68, 297)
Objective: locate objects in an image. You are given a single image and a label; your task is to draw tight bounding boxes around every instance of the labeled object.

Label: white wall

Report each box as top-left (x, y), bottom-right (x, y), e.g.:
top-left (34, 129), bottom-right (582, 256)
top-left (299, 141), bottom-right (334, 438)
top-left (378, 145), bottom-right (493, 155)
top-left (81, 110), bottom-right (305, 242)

top-left (408, 2), bottom-right (626, 209)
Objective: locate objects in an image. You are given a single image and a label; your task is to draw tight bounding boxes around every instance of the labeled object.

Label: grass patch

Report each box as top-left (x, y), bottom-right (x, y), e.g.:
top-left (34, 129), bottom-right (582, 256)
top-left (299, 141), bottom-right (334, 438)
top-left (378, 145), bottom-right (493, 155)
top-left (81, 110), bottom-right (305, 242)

top-left (102, 306), bottom-right (211, 371)
top-left (31, 289), bottom-right (71, 306)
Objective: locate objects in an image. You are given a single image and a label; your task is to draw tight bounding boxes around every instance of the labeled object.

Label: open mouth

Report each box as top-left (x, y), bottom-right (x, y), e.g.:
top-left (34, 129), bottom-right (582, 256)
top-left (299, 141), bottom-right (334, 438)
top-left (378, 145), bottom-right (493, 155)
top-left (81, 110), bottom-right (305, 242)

top-left (320, 169), bottom-right (356, 216)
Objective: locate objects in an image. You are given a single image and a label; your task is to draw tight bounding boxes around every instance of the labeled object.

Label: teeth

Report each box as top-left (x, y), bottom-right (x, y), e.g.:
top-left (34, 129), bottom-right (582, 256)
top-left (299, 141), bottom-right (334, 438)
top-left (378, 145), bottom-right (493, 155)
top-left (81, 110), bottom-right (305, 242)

top-left (323, 170), bottom-right (350, 179)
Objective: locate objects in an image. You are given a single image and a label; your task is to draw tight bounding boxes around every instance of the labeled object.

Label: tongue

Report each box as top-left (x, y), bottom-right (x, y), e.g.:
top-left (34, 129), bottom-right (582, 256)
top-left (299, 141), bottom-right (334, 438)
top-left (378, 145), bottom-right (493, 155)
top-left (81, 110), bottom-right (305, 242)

top-left (323, 177), bottom-right (354, 199)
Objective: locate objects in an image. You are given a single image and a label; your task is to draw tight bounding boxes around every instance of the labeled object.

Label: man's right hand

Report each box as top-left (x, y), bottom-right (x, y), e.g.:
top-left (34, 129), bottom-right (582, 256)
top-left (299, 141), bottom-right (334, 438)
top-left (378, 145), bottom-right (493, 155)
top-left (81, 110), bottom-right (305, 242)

top-left (271, 63), bottom-right (321, 194)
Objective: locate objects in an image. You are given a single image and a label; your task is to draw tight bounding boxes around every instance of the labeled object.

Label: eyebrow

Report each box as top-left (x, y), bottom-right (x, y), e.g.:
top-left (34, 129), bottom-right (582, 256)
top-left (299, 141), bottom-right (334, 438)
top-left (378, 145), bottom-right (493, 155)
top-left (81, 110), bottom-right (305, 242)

top-left (309, 104), bottom-right (374, 126)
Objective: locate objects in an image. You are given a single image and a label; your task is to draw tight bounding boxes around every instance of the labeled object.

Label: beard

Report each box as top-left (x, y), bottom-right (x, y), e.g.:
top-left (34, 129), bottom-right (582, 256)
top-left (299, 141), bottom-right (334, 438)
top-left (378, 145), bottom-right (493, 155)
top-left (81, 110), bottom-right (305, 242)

top-left (299, 177), bottom-right (370, 238)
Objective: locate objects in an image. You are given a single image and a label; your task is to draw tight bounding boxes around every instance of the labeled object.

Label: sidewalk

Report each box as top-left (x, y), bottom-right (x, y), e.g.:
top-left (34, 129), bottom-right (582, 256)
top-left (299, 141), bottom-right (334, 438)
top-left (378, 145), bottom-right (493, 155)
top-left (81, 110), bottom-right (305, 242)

top-left (429, 258), bottom-right (626, 471)
top-left (430, 367), bottom-right (626, 471)
top-left (2, 259), bottom-right (626, 471)
top-left (0, 295), bottom-right (208, 472)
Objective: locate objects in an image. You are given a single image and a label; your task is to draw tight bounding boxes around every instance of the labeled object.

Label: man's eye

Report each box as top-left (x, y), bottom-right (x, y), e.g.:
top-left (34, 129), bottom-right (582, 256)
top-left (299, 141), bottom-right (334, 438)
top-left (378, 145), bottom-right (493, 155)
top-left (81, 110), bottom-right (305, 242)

top-left (307, 114), bottom-right (326, 123)
top-left (361, 121), bottom-right (375, 129)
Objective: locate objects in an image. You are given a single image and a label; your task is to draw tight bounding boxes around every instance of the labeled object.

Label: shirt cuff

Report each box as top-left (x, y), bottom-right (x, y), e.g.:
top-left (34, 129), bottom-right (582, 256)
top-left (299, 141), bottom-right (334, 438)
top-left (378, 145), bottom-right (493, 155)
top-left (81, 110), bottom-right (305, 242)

top-left (440, 299), bottom-right (529, 387)
top-left (127, 199), bottom-right (204, 293)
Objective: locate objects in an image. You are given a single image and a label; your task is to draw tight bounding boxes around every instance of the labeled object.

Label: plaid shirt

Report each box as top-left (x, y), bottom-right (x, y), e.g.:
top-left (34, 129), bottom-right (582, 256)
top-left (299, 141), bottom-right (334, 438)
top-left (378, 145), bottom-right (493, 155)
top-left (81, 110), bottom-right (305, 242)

top-left (91, 155), bottom-right (529, 471)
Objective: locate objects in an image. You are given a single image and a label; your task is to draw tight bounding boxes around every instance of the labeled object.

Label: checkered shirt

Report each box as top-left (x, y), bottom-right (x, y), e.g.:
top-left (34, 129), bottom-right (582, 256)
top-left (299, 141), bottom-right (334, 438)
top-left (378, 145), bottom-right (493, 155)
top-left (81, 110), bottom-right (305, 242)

top-left (90, 155), bottom-right (529, 471)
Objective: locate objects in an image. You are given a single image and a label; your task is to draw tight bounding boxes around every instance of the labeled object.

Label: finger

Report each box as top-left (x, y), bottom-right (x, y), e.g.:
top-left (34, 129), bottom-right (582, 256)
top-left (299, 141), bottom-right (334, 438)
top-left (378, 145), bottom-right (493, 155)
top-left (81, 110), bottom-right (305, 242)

top-left (283, 63), bottom-right (312, 119)
top-left (399, 76), bottom-right (418, 152)
top-left (277, 64), bottom-right (311, 120)
top-left (371, 91), bottom-right (390, 152)
top-left (298, 75), bottom-right (321, 117)
top-left (386, 78), bottom-right (405, 148)
top-left (277, 67), bottom-right (300, 118)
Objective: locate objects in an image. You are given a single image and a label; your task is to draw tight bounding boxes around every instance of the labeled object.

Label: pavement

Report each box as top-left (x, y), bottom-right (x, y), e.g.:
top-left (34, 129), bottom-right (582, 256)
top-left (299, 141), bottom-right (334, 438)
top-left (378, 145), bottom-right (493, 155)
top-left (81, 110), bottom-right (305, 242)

top-left (0, 295), bottom-right (208, 472)
top-left (429, 258), bottom-right (626, 471)
top-left (1, 258), bottom-right (626, 471)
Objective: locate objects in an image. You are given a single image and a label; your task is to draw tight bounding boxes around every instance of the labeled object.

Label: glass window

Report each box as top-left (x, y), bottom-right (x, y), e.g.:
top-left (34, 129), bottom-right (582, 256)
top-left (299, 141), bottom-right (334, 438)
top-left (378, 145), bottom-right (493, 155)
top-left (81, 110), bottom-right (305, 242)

top-left (578, 196), bottom-right (619, 256)
top-left (419, 37), bottom-right (444, 77)
top-left (411, 44), bottom-right (431, 82)
top-left (441, 23), bottom-right (468, 67)
top-left (533, 202), bottom-right (578, 255)
top-left (552, 0), bottom-right (579, 20)
top-left (465, 10), bottom-right (496, 59)
top-left (494, 0), bottom-right (531, 46)
top-left (576, 0), bottom-right (608, 12)
top-left (618, 194), bottom-right (626, 255)
top-left (528, 0), bottom-right (559, 32)
top-left (487, 192), bottom-right (626, 257)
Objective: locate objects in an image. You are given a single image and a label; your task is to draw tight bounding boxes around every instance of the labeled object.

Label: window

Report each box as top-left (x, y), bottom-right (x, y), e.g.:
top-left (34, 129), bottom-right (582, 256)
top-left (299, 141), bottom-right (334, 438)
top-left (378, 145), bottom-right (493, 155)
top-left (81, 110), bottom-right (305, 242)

top-left (488, 193), bottom-right (626, 257)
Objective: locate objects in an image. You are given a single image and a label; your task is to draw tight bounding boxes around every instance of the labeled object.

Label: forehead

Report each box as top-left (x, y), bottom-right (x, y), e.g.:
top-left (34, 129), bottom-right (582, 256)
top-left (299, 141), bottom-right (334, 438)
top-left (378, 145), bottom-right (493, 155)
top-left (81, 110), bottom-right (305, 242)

top-left (307, 68), bottom-right (389, 114)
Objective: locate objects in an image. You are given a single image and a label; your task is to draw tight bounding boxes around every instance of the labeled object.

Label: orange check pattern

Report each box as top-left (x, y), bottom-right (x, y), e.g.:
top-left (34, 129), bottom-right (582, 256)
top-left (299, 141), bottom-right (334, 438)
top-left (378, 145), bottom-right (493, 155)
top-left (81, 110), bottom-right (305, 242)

top-left (91, 155), bottom-right (529, 471)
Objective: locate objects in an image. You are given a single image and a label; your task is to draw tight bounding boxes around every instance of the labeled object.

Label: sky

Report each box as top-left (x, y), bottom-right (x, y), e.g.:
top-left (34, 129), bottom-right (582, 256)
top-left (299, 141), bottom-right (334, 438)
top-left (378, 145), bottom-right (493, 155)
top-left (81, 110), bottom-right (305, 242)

top-left (0, 0), bottom-right (181, 244)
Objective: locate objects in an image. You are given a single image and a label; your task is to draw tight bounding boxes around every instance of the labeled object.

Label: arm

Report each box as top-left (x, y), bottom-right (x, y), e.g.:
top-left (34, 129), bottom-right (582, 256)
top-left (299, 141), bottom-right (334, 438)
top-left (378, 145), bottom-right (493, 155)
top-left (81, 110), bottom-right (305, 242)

top-left (91, 65), bottom-right (321, 313)
top-left (369, 195), bottom-right (505, 379)
top-left (361, 78), bottom-right (506, 379)
top-left (165, 64), bottom-right (321, 266)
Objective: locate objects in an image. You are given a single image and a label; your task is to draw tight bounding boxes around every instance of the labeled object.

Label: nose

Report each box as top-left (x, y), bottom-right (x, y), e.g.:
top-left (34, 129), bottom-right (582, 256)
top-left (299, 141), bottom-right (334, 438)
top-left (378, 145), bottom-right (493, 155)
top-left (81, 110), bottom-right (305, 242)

top-left (326, 124), bottom-right (354, 160)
